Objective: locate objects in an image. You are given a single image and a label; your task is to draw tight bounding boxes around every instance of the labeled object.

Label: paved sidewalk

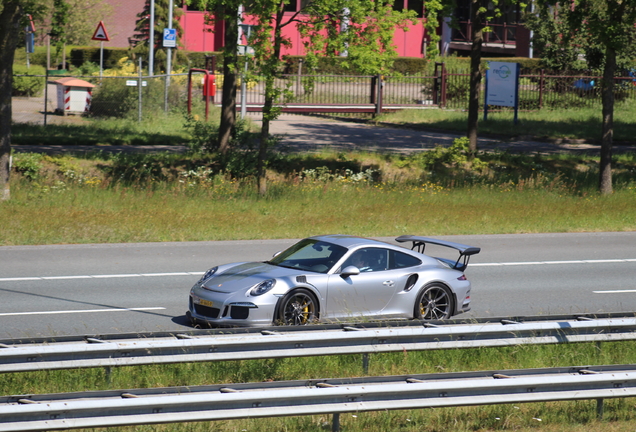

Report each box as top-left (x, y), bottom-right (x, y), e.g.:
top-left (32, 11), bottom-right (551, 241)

top-left (255, 113), bottom-right (636, 155)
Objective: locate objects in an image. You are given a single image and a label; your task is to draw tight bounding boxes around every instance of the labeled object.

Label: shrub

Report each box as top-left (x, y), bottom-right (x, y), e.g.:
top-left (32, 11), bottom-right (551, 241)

top-left (12, 65), bottom-right (46, 96)
top-left (90, 79), bottom-right (138, 118)
top-left (12, 153), bottom-right (43, 180)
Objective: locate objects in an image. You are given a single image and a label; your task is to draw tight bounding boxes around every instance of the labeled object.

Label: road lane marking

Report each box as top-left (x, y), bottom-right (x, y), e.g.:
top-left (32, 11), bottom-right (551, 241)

top-left (472, 259), bottom-right (636, 267)
top-left (0, 272), bottom-right (204, 282)
top-left (593, 290), bottom-right (636, 294)
top-left (1, 259), bottom-right (635, 282)
top-left (0, 307), bottom-right (166, 317)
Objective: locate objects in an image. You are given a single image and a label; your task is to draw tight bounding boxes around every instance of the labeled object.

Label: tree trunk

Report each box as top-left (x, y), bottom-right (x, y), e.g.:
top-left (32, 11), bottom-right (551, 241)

top-left (257, 76), bottom-right (273, 195)
top-left (218, 5), bottom-right (239, 154)
top-left (466, 0), bottom-right (483, 155)
top-left (0, 1), bottom-right (23, 201)
top-left (256, 2), bottom-right (285, 196)
top-left (599, 46), bottom-right (615, 195)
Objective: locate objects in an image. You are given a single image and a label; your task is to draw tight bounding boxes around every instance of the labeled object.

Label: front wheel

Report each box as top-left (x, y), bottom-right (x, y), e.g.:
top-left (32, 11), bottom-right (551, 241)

top-left (415, 283), bottom-right (454, 320)
top-left (276, 289), bottom-right (318, 325)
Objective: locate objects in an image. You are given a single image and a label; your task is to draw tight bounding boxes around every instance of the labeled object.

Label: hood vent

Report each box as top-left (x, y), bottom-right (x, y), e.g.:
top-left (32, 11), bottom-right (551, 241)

top-left (296, 275), bottom-right (307, 284)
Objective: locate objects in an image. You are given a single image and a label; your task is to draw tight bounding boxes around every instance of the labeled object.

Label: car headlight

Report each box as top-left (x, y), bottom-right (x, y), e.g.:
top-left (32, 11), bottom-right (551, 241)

top-left (198, 266), bottom-right (218, 284)
top-left (250, 279), bottom-right (276, 296)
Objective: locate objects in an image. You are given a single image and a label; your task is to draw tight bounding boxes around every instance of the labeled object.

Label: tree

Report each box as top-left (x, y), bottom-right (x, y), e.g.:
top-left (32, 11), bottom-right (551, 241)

top-left (432, 0), bottom-right (523, 155)
top-left (132, 0), bottom-right (184, 72)
top-left (49, 0), bottom-right (69, 62)
top-left (466, 0), bottom-right (486, 155)
top-left (0, 0), bottom-right (49, 201)
top-left (526, 0), bottom-right (636, 194)
top-left (246, 0), bottom-right (416, 194)
top-left (63, 0), bottom-right (112, 46)
top-left (187, 0), bottom-right (415, 193)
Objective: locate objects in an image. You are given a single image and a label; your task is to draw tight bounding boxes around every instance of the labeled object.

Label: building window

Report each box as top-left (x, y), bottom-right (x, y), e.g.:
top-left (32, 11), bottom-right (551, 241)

top-left (392, 0), bottom-right (423, 18)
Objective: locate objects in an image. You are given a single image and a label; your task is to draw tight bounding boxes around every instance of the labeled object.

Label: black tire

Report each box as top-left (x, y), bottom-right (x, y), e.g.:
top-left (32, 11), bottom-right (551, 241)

top-left (414, 283), bottom-right (454, 320)
top-left (276, 289), bottom-right (319, 325)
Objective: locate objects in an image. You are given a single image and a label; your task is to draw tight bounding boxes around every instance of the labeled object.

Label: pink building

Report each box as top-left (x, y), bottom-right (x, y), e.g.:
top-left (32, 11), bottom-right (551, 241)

top-left (179, 0), bottom-right (429, 57)
top-left (102, 0), bottom-right (527, 58)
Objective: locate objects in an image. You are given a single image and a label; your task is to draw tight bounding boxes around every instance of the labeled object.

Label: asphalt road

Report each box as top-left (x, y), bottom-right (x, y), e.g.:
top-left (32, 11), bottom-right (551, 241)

top-left (1, 232), bottom-right (635, 339)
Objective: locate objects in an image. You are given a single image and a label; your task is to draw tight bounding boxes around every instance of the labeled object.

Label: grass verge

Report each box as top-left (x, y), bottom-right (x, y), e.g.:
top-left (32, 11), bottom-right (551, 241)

top-left (374, 102), bottom-right (636, 144)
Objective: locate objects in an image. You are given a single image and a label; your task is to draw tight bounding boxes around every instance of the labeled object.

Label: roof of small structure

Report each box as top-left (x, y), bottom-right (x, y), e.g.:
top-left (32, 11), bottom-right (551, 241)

top-left (49, 77), bottom-right (96, 88)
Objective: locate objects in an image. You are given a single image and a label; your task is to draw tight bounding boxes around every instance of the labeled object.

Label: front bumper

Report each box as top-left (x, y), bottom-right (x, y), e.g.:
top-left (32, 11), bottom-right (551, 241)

top-left (188, 293), bottom-right (279, 327)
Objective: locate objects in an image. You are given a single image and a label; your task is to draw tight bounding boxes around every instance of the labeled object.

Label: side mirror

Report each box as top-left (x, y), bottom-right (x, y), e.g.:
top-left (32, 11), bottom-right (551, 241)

top-left (272, 251), bottom-right (282, 258)
top-left (340, 266), bottom-right (360, 278)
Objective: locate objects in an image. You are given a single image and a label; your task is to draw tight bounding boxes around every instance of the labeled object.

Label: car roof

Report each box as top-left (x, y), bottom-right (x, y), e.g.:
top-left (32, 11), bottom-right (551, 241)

top-left (308, 234), bottom-right (395, 250)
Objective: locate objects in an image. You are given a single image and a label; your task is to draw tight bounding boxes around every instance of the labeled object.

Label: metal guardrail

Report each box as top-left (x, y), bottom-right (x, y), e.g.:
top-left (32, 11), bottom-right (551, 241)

top-left (2, 314), bottom-right (636, 373)
top-left (1, 364), bottom-right (636, 431)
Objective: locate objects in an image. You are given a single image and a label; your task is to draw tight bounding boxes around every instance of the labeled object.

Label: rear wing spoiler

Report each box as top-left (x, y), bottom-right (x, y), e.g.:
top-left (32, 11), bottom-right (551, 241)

top-left (395, 235), bottom-right (481, 271)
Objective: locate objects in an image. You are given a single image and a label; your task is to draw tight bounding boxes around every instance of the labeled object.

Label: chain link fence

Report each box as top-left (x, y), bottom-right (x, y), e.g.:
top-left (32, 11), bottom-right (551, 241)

top-left (11, 73), bottom-right (213, 125)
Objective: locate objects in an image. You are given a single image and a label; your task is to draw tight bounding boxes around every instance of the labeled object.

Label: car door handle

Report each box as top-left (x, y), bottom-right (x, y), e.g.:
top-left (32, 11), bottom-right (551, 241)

top-left (383, 280), bottom-right (394, 287)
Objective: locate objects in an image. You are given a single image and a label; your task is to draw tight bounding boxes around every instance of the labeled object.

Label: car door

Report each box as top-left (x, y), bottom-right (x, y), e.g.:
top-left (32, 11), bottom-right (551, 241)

top-left (325, 248), bottom-right (399, 319)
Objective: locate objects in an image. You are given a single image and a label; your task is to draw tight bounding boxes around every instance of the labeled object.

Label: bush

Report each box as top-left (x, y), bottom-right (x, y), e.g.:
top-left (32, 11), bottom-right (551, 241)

top-left (12, 153), bottom-right (43, 180)
top-left (90, 75), bottom-right (182, 119)
top-left (90, 79), bottom-right (138, 118)
top-left (70, 47), bottom-right (130, 69)
top-left (12, 65), bottom-right (46, 96)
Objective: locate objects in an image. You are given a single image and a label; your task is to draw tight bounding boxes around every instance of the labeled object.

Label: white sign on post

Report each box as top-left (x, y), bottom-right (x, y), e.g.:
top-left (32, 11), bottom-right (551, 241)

top-left (484, 61), bottom-right (520, 123)
top-left (485, 62), bottom-right (518, 107)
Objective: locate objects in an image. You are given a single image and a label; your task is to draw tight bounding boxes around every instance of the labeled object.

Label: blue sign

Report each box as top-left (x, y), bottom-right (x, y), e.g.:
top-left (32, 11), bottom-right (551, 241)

top-left (163, 28), bottom-right (176, 48)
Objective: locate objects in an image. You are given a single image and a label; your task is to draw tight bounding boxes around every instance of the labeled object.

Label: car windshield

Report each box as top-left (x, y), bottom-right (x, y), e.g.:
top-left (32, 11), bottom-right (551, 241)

top-left (268, 239), bottom-right (348, 274)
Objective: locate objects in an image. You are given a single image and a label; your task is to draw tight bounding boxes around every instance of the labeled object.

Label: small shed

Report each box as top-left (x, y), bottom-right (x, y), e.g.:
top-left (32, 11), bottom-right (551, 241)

top-left (50, 77), bottom-right (96, 115)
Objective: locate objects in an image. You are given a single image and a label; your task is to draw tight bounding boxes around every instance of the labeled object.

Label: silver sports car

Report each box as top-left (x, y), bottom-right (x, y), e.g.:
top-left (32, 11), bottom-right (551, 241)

top-left (187, 235), bottom-right (480, 327)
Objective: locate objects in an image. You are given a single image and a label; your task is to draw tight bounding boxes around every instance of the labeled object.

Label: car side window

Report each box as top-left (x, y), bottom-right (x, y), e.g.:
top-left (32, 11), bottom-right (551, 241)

top-left (389, 250), bottom-right (422, 269)
top-left (342, 248), bottom-right (389, 273)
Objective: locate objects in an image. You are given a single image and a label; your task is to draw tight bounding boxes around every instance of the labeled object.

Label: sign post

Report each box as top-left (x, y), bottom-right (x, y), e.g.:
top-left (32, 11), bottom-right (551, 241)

top-left (484, 61), bottom-right (520, 124)
top-left (25, 15), bottom-right (35, 68)
top-left (91, 21), bottom-right (110, 80)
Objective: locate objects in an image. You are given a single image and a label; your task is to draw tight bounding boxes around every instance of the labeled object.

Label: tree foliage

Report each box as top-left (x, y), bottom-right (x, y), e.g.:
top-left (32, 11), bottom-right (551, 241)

top-left (525, 0), bottom-right (636, 194)
top-left (132, 0), bottom-right (184, 72)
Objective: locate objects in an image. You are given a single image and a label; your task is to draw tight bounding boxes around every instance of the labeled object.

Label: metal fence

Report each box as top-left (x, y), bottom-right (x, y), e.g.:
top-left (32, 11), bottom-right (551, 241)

top-left (12, 68), bottom-right (636, 124)
top-left (439, 67), bottom-right (636, 110)
top-left (2, 314), bottom-right (636, 374)
top-left (11, 73), bottom-right (208, 125)
top-left (2, 315), bottom-right (636, 431)
top-left (2, 364), bottom-right (636, 432)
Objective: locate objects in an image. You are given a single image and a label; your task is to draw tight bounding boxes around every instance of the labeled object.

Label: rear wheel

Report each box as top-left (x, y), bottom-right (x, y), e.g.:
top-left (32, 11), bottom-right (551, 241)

top-left (415, 283), bottom-right (454, 320)
top-left (276, 289), bottom-right (318, 325)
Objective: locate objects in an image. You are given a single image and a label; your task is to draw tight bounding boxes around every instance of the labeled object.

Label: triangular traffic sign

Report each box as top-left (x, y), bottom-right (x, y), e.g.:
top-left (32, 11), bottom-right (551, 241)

top-left (92, 21), bottom-right (110, 42)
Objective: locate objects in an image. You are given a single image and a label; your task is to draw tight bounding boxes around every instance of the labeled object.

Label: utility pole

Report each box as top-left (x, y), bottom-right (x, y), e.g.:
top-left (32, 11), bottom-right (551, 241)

top-left (149, 0), bottom-right (155, 76)
top-left (164, 0), bottom-right (173, 111)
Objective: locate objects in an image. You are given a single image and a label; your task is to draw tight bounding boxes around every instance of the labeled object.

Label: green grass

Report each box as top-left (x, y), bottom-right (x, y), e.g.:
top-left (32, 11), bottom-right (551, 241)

top-left (3, 148), bottom-right (636, 245)
top-left (375, 102), bottom-right (636, 143)
top-left (11, 113), bottom-right (195, 147)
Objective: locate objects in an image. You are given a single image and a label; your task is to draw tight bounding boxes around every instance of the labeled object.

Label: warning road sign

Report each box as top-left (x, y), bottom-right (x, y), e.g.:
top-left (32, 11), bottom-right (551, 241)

top-left (92, 21), bottom-right (110, 42)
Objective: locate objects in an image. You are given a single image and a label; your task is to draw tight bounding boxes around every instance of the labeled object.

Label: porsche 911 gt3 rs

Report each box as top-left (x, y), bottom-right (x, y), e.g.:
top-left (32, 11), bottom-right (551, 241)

top-left (187, 235), bottom-right (480, 327)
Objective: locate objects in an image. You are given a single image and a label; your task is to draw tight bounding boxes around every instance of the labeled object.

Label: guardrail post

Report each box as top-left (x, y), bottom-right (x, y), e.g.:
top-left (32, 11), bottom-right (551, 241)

top-left (596, 398), bottom-right (604, 419)
top-left (332, 413), bottom-right (340, 432)
top-left (362, 353), bottom-right (369, 374)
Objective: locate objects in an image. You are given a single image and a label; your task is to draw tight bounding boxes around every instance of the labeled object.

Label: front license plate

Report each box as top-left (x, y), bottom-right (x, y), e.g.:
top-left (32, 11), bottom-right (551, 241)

top-left (199, 299), bottom-right (214, 307)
